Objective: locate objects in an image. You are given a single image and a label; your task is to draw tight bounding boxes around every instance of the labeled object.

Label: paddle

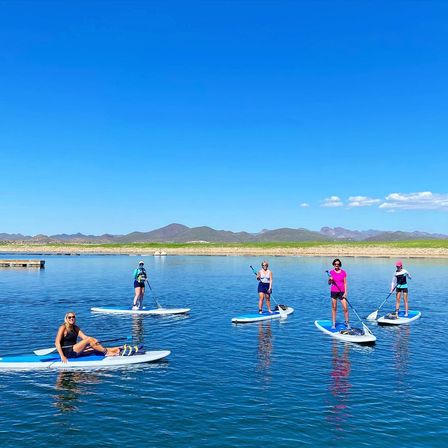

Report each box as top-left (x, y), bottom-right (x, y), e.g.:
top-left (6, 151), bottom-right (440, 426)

top-left (250, 265), bottom-right (288, 318)
top-left (325, 270), bottom-right (373, 336)
top-left (366, 286), bottom-right (397, 321)
top-left (34, 336), bottom-right (132, 356)
top-left (146, 280), bottom-right (162, 309)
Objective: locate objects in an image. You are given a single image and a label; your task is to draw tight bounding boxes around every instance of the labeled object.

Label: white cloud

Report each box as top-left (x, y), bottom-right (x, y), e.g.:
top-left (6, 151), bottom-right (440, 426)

top-left (347, 196), bottom-right (381, 207)
top-left (321, 196), bottom-right (344, 208)
top-left (300, 203), bottom-right (310, 208)
top-left (379, 191), bottom-right (448, 210)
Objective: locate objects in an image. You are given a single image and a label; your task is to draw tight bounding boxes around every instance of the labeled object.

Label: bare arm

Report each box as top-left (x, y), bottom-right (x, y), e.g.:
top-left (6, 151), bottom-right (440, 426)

top-left (55, 325), bottom-right (68, 363)
top-left (391, 275), bottom-right (397, 292)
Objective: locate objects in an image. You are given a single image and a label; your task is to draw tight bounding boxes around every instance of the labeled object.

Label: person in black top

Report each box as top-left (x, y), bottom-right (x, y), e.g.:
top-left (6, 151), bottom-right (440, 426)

top-left (132, 261), bottom-right (148, 310)
top-left (55, 312), bottom-right (121, 363)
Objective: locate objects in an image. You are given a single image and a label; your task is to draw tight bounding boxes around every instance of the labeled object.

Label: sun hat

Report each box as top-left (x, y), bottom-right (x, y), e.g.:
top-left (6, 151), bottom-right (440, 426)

top-left (139, 260), bottom-right (144, 265)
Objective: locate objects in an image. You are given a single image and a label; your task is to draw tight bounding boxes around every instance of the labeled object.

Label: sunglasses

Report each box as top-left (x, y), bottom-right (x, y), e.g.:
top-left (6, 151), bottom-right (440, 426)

top-left (262, 264), bottom-right (268, 267)
top-left (67, 316), bottom-right (76, 319)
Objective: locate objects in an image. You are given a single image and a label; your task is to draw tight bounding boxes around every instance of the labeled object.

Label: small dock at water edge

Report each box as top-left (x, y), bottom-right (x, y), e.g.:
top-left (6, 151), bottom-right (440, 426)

top-left (0, 259), bottom-right (45, 268)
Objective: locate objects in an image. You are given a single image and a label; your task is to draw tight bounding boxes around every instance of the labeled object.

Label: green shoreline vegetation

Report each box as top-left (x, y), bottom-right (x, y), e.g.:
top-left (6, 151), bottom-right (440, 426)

top-left (2, 240), bottom-right (448, 249)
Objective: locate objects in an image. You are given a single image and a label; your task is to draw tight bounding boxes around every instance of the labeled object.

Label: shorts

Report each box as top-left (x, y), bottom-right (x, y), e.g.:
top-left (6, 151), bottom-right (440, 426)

top-left (62, 348), bottom-right (79, 359)
top-left (331, 291), bottom-right (346, 300)
top-left (396, 287), bottom-right (408, 293)
top-left (258, 282), bottom-right (271, 294)
top-left (134, 281), bottom-right (145, 288)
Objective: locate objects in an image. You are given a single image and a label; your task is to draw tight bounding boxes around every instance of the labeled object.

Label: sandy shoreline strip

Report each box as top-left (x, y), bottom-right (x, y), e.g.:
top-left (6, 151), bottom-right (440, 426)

top-left (1, 244), bottom-right (448, 258)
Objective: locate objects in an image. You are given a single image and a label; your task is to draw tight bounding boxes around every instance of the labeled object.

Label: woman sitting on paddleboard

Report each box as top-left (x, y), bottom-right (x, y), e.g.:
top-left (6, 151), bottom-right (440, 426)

top-left (257, 260), bottom-right (273, 314)
top-left (55, 312), bottom-right (121, 363)
top-left (132, 260), bottom-right (147, 310)
top-left (391, 260), bottom-right (412, 317)
top-left (328, 258), bottom-right (350, 329)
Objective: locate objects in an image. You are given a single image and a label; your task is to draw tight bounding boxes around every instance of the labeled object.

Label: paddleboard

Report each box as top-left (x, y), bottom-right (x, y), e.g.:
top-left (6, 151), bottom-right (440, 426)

top-left (314, 320), bottom-right (376, 344)
top-left (377, 310), bottom-right (421, 325)
top-left (232, 306), bottom-right (294, 323)
top-left (91, 306), bottom-right (190, 315)
top-left (0, 350), bottom-right (171, 371)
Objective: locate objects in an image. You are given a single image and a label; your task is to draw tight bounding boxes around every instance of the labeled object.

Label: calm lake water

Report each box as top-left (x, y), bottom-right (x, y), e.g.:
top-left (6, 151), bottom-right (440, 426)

top-left (0, 255), bottom-right (447, 447)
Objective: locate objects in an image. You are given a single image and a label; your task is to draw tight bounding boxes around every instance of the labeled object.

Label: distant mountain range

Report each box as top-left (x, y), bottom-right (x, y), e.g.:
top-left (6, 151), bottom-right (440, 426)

top-left (1, 223), bottom-right (447, 244)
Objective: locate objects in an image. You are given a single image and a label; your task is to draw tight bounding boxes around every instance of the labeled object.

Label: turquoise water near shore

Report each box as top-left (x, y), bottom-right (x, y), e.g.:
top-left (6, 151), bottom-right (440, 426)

top-left (0, 255), bottom-right (447, 447)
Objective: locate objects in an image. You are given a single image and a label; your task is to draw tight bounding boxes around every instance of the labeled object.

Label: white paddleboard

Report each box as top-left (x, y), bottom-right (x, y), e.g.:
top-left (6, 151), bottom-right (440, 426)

top-left (314, 320), bottom-right (376, 344)
top-left (232, 306), bottom-right (294, 323)
top-left (377, 310), bottom-right (421, 325)
top-left (91, 306), bottom-right (190, 315)
top-left (0, 350), bottom-right (171, 371)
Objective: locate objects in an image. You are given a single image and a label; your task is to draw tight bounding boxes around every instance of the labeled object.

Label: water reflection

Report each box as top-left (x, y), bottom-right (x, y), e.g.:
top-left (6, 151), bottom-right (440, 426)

top-left (53, 371), bottom-right (101, 413)
top-left (132, 315), bottom-right (145, 344)
top-left (327, 342), bottom-right (352, 432)
top-left (257, 321), bottom-right (273, 374)
top-left (392, 325), bottom-right (411, 391)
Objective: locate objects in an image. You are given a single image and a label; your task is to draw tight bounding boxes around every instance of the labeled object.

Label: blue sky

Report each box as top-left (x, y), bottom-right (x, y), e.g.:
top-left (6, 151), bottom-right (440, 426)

top-left (1, 1), bottom-right (447, 235)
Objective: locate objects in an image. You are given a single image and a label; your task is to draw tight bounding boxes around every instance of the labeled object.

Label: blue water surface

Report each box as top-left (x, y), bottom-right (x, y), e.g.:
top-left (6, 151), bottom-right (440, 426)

top-left (0, 255), bottom-right (447, 447)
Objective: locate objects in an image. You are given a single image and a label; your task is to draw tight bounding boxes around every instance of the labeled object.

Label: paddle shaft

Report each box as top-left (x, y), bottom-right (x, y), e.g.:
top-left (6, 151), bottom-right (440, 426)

top-left (34, 336), bottom-right (131, 356)
top-left (376, 286), bottom-right (397, 312)
top-left (146, 280), bottom-right (162, 308)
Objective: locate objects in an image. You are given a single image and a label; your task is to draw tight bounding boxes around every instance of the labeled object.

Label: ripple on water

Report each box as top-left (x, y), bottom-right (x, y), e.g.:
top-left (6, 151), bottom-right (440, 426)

top-left (0, 255), bottom-right (447, 447)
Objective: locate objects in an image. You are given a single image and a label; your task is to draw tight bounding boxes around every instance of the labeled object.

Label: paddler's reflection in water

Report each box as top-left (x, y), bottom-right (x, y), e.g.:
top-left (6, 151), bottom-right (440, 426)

top-left (393, 325), bottom-right (410, 391)
top-left (257, 321), bottom-right (273, 375)
top-left (53, 371), bottom-right (101, 413)
top-left (132, 314), bottom-right (145, 345)
top-left (326, 341), bottom-right (352, 432)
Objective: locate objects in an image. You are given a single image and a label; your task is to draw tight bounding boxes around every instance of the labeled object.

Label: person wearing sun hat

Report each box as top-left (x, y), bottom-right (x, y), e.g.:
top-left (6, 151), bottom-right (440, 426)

top-left (132, 260), bottom-right (148, 310)
top-left (390, 260), bottom-right (412, 317)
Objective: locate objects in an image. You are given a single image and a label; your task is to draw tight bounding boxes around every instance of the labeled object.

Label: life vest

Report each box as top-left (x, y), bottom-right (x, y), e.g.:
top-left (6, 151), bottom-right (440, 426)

top-left (136, 267), bottom-right (147, 283)
top-left (396, 272), bottom-right (407, 285)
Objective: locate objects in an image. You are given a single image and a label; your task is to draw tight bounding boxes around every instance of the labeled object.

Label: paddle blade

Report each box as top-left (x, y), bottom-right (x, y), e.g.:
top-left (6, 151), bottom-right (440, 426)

top-left (34, 347), bottom-right (57, 356)
top-left (366, 310), bottom-right (378, 321)
top-left (362, 322), bottom-right (373, 335)
top-left (276, 305), bottom-right (288, 319)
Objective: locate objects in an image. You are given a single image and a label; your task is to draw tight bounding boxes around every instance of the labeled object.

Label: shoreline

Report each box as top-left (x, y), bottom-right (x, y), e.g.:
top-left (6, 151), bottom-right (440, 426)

top-left (1, 244), bottom-right (448, 259)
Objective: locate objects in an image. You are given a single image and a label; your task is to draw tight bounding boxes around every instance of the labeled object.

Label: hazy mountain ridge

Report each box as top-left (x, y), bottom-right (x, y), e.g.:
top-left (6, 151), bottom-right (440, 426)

top-left (1, 224), bottom-right (447, 243)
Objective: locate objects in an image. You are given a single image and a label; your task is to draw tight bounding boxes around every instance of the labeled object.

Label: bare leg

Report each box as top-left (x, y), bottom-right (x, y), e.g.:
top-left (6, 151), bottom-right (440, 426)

top-left (138, 287), bottom-right (145, 308)
top-left (258, 292), bottom-right (265, 313)
top-left (72, 338), bottom-right (119, 357)
top-left (403, 291), bottom-right (409, 316)
top-left (341, 299), bottom-right (349, 326)
top-left (395, 290), bottom-right (402, 315)
top-left (266, 294), bottom-right (272, 313)
top-left (133, 287), bottom-right (141, 307)
top-left (331, 298), bottom-right (337, 327)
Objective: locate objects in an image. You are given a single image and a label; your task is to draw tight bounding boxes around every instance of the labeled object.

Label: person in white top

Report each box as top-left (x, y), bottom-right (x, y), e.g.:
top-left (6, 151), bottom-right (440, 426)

top-left (256, 260), bottom-right (273, 314)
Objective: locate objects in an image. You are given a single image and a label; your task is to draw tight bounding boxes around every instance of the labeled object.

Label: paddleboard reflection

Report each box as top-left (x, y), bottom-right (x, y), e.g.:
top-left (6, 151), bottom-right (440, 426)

top-left (53, 371), bottom-right (101, 413)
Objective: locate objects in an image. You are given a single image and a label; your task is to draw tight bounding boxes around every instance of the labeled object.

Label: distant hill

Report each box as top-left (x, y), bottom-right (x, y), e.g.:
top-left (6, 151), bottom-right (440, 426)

top-left (1, 224), bottom-right (447, 244)
top-left (257, 228), bottom-right (328, 242)
top-left (364, 230), bottom-right (448, 242)
top-left (320, 227), bottom-right (382, 241)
